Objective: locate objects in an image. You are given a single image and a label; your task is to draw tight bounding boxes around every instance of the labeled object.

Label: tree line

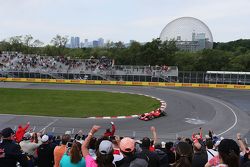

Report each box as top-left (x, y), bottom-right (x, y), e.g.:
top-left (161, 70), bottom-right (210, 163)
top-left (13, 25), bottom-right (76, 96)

top-left (0, 35), bottom-right (250, 72)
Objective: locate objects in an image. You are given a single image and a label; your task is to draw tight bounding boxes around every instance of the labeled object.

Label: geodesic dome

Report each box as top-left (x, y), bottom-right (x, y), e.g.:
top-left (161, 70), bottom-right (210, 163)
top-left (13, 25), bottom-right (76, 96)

top-left (160, 17), bottom-right (213, 49)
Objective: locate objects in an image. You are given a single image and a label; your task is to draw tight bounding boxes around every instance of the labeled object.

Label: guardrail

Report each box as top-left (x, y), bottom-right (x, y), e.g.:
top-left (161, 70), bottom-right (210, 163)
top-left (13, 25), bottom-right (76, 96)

top-left (1, 77), bottom-right (250, 90)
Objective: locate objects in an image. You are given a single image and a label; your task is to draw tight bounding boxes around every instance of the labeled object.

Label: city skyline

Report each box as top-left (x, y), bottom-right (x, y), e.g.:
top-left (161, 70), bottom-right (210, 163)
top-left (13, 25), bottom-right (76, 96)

top-left (1, 0), bottom-right (250, 44)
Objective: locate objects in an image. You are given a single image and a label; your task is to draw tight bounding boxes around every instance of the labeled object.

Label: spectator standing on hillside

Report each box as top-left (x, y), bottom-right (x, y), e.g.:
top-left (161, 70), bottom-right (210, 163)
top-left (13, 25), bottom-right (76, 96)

top-left (54, 134), bottom-right (71, 167)
top-left (217, 139), bottom-right (240, 167)
top-left (164, 142), bottom-right (175, 165)
top-left (104, 122), bottom-right (116, 137)
top-left (16, 122), bottom-right (30, 143)
top-left (82, 125), bottom-right (115, 167)
top-left (192, 128), bottom-right (208, 167)
top-left (0, 127), bottom-right (28, 167)
top-left (139, 137), bottom-right (160, 167)
top-left (37, 135), bottom-right (55, 167)
top-left (235, 133), bottom-right (250, 166)
top-left (116, 137), bottom-right (149, 167)
top-left (60, 142), bottom-right (86, 167)
top-left (154, 143), bottom-right (169, 167)
top-left (19, 132), bottom-right (42, 166)
top-left (206, 138), bottom-right (218, 161)
top-left (172, 141), bottom-right (193, 167)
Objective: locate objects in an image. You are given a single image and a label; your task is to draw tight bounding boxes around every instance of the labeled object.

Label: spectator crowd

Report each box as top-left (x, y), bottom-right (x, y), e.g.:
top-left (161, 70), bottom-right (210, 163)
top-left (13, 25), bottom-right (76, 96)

top-left (0, 52), bottom-right (175, 79)
top-left (0, 121), bottom-right (249, 167)
top-left (0, 52), bottom-right (113, 74)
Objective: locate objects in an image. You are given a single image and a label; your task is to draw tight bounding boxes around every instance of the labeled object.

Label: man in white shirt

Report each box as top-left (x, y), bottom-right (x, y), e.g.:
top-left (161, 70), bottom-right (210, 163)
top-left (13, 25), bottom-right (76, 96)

top-left (206, 139), bottom-right (218, 161)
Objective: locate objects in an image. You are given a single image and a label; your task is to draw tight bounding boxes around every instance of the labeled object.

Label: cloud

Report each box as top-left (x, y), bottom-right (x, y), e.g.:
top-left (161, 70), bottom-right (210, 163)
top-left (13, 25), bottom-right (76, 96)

top-left (0, 0), bottom-right (250, 43)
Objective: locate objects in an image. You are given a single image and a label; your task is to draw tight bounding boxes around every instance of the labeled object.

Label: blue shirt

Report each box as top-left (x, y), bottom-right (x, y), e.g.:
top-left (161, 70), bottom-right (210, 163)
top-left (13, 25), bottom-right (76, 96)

top-left (60, 154), bottom-right (86, 167)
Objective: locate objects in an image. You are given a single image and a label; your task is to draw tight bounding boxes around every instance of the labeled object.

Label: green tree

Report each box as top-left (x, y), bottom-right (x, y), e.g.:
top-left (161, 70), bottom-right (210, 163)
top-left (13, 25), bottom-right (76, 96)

top-left (50, 35), bottom-right (68, 48)
top-left (23, 35), bottom-right (33, 47)
top-left (229, 53), bottom-right (250, 71)
top-left (194, 49), bottom-right (233, 71)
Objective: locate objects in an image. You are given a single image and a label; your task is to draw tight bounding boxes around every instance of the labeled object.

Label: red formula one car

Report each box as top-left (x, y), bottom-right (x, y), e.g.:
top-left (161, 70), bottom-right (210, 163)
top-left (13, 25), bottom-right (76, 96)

top-left (138, 108), bottom-right (166, 121)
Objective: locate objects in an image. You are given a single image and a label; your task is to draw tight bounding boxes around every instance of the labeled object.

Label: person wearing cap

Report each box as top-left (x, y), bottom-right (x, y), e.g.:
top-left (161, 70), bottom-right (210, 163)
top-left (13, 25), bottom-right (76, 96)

top-left (53, 134), bottom-right (71, 167)
top-left (82, 125), bottom-right (115, 167)
top-left (37, 134), bottom-right (55, 167)
top-left (115, 137), bottom-right (143, 167)
top-left (20, 132), bottom-right (42, 157)
top-left (116, 137), bottom-right (149, 167)
top-left (15, 122), bottom-right (30, 143)
top-left (0, 127), bottom-right (29, 167)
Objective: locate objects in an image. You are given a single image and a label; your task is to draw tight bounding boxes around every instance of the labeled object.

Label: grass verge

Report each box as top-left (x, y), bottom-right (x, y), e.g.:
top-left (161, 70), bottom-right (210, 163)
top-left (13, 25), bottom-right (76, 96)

top-left (0, 88), bottom-right (160, 117)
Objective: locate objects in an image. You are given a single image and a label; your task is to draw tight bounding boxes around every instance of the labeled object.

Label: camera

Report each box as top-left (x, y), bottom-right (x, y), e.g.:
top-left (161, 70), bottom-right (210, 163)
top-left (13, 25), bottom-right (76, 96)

top-left (66, 142), bottom-right (73, 148)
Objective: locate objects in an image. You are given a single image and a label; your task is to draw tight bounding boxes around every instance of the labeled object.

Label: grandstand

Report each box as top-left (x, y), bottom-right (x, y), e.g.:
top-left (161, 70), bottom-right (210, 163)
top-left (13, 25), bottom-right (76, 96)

top-left (0, 51), bottom-right (178, 82)
top-left (205, 71), bottom-right (250, 84)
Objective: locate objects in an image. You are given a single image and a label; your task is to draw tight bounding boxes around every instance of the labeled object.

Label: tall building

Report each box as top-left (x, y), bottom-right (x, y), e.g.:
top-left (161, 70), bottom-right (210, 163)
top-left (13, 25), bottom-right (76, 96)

top-left (98, 38), bottom-right (104, 47)
top-left (75, 37), bottom-right (80, 48)
top-left (70, 37), bottom-right (80, 48)
top-left (93, 40), bottom-right (99, 48)
top-left (70, 37), bottom-right (75, 48)
top-left (80, 42), bottom-right (84, 48)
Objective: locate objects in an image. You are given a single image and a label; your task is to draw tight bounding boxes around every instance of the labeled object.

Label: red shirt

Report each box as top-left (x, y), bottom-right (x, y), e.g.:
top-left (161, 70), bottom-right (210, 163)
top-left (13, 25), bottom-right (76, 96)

top-left (15, 124), bottom-right (29, 143)
top-left (103, 124), bottom-right (116, 137)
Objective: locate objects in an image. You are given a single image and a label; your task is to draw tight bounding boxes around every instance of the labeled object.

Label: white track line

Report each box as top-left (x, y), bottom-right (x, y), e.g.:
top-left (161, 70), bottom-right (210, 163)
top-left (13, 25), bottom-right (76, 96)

top-left (206, 97), bottom-right (238, 136)
top-left (39, 118), bottom-right (59, 132)
top-left (157, 88), bottom-right (238, 136)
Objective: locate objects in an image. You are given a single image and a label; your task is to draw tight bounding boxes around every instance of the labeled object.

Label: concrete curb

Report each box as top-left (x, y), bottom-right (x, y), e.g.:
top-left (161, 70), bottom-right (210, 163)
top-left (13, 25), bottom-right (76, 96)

top-left (87, 91), bottom-right (167, 119)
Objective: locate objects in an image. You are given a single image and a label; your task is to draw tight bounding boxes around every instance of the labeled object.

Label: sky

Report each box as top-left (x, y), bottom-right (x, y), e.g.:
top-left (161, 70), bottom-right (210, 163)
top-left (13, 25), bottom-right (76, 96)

top-left (1, 0), bottom-right (250, 44)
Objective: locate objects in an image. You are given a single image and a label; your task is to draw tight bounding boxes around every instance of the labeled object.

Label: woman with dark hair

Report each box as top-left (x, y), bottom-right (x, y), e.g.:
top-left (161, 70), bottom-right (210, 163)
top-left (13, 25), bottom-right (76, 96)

top-left (172, 141), bottom-right (193, 167)
top-left (95, 141), bottom-right (115, 167)
top-left (60, 141), bottom-right (86, 167)
top-left (82, 125), bottom-right (115, 167)
top-left (216, 139), bottom-right (240, 167)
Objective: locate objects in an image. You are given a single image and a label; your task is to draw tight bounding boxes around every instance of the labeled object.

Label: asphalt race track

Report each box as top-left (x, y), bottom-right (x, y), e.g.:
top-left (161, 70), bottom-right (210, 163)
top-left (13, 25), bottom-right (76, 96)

top-left (0, 82), bottom-right (249, 141)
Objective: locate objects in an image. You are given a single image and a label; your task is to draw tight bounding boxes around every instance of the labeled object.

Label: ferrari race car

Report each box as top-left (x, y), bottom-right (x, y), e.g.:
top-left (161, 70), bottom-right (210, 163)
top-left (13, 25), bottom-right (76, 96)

top-left (138, 108), bottom-right (166, 121)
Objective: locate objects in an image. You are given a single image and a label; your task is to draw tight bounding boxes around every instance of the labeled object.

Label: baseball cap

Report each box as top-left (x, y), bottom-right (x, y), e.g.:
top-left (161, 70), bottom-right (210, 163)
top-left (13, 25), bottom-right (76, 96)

top-left (161, 141), bottom-right (166, 148)
top-left (65, 131), bottom-right (71, 135)
top-left (41, 135), bottom-right (49, 142)
top-left (215, 140), bottom-right (221, 147)
top-left (1, 127), bottom-right (15, 138)
top-left (23, 132), bottom-right (31, 140)
top-left (99, 140), bottom-right (113, 155)
top-left (120, 137), bottom-right (135, 153)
